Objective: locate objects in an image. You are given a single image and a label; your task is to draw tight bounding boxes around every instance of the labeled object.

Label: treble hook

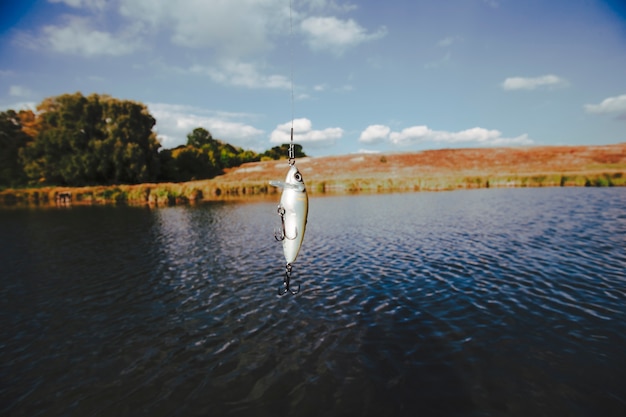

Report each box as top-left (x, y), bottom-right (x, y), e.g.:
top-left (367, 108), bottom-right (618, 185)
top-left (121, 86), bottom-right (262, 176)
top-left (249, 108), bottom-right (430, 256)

top-left (278, 263), bottom-right (300, 296)
top-left (274, 205), bottom-right (297, 241)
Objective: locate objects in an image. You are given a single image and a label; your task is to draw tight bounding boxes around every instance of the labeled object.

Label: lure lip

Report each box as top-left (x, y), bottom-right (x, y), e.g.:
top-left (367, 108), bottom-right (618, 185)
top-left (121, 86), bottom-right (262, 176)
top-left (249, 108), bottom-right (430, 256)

top-left (269, 164), bottom-right (306, 192)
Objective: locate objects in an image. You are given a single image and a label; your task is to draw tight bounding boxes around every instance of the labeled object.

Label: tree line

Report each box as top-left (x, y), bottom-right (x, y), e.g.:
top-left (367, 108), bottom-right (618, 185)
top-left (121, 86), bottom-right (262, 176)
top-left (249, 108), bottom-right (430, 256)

top-left (0, 92), bottom-right (305, 188)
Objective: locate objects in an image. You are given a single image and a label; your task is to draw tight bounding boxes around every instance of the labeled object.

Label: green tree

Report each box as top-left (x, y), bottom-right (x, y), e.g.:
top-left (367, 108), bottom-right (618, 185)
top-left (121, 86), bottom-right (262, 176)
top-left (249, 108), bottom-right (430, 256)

top-left (239, 149), bottom-right (260, 164)
top-left (102, 98), bottom-right (160, 184)
top-left (19, 93), bottom-right (161, 186)
top-left (157, 148), bottom-right (177, 182)
top-left (220, 143), bottom-right (240, 168)
top-left (173, 146), bottom-right (218, 181)
top-left (0, 110), bottom-right (32, 187)
top-left (187, 127), bottom-right (215, 149)
top-left (156, 127), bottom-right (267, 182)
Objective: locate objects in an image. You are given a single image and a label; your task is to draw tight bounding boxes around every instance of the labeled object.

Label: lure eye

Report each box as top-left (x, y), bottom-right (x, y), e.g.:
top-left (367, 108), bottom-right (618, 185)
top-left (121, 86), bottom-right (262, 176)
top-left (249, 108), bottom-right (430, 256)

top-left (294, 172), bottom-right (302, 182)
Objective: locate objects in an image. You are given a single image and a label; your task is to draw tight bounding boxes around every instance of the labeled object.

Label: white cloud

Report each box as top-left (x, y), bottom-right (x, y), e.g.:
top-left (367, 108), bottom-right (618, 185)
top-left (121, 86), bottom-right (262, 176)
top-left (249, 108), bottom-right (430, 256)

top-left (190, 60), bottom-right (290, 90)
top-left (300, 16), bottom-right (387, 55)
top-left (119, 0), bottom-right (288, 57)
top-left (36, 0), bottom-right (295, 60)
top-left (270, 118), bottom-right (343, 147)
top-left (359, 124), bottom-right (391, 144)
top-left (9, 85), bottom-right (33, 98)
top-left (147, 103), bottom-right (264, 150)
top-left (359, 124), bottom-right (533, 147)
top-left (48, 0), bottom-right (107, 10)
top-left (389, 126), bottom-right (430, 144)
top-left (32, 0), bottom-right (382, 62)
top-left (501, 74), bottom-right (567, 91)
top-left (304, 0), bottom-right (358, 13)
top-left (21, 16), bottom-right (140, 56)
top-left (584, 94), bottom-right (626, 118)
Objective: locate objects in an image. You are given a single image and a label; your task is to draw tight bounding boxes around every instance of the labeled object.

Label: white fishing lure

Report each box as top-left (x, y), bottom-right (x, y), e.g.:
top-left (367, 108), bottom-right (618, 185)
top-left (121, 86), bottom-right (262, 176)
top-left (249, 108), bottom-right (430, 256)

top-left (270, 164), bottom-right (308, 294)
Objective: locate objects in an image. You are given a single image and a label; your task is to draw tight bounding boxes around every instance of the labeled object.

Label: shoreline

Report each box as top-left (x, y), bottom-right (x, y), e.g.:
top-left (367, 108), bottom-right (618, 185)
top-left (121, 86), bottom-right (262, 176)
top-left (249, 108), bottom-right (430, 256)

top-left (2, 143), bottom-right (625, 208)
top-left (1, 171), bottom-right (623, 208)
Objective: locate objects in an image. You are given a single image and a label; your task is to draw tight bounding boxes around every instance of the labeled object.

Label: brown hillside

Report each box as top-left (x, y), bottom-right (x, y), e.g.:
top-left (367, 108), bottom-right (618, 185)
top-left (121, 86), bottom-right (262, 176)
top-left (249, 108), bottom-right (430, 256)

top-left (221, 143), bottom-right (626, 193)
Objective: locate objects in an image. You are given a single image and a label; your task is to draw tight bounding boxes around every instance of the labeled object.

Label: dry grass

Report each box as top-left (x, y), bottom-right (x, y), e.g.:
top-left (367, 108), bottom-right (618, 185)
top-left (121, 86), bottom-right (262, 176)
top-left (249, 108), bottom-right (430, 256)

top-left (2, 143), bottom-right (625, 207)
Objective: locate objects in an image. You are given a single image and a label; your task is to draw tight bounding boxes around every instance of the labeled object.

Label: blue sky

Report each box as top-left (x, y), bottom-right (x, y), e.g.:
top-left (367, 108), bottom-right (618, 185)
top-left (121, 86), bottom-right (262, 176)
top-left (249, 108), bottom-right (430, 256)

top-left (1, 0), bottom-right (625, 156)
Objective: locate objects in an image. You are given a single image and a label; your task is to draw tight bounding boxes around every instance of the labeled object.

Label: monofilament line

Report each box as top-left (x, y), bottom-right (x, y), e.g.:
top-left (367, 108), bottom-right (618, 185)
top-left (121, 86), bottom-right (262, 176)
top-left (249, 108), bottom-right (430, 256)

top-left (288, 0), bottom-right (295, 163)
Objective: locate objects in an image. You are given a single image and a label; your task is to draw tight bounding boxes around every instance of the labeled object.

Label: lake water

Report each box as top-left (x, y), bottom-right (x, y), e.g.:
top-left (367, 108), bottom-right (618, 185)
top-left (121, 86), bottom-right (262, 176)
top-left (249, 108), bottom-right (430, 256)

top-left (1, 188), bottom-right (625, 416)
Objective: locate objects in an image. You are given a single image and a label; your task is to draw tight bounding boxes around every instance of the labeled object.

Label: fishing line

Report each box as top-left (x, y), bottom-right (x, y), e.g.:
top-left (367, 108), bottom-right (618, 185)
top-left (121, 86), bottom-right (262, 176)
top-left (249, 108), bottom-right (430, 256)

top-left (288, 0), bottom-right (295, 165)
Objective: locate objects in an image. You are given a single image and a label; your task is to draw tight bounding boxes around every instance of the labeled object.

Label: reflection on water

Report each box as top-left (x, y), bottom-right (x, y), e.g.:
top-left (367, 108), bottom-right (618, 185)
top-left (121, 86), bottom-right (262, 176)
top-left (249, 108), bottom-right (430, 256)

top-left (1, 188), bottom-right (625, 416)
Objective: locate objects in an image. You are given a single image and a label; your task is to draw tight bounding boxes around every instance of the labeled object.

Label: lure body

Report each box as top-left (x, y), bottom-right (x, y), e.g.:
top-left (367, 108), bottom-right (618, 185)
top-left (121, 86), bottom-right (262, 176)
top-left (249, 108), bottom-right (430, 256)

top-left (270, 165), bottom-right (308, 264)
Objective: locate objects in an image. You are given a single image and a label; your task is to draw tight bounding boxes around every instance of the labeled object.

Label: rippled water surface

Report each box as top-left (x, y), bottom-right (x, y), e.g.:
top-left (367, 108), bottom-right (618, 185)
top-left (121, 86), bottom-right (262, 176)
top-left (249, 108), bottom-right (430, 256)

top-left (1, 188), bottom-right (626, 416)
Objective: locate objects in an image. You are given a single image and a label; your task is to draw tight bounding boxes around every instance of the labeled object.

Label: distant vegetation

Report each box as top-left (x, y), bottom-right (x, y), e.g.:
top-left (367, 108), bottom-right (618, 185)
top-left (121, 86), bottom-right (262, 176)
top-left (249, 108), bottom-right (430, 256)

top-left (1, 140), bottom-right (625, 207)
top-left (0, 92), bottom-right (305, 188)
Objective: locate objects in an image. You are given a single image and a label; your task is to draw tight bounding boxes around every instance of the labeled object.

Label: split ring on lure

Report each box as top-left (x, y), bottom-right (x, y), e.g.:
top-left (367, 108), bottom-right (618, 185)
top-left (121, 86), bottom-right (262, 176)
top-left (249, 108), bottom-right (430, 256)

top-left (270, 164), bottom-right (308, 295)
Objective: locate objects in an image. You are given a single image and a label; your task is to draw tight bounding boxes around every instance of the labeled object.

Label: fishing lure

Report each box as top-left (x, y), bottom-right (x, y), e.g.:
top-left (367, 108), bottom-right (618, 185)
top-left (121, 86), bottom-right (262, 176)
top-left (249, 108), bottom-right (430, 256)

top-left (270, 149), bottom-right (308, 295)
top-left (270, 0), bottom-right (308, 295)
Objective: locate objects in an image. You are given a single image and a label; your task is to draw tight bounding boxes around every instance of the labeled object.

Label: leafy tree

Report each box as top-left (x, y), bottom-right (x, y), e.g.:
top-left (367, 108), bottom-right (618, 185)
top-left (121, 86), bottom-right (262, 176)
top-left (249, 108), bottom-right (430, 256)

top-left (173, 146), bottom-right (219, 181)
top-left (102, 98), bottom-right (160, 183)
top-left (17, 109), bottom-right (40, 138)
top-left (157, 148), bottom-right (177, 182)
top-left (239, 149), bottom-right (260, 164)
top-left (220, 143), bottom-right (240, 168)
top-left (155, 127), bottom-right (267, 182)
top-left (19, 92), bottom-right (161, 186)
top-left (187, 127), bottom-right (214, 149)
top-left (0, 110), bottom-right (32, 187)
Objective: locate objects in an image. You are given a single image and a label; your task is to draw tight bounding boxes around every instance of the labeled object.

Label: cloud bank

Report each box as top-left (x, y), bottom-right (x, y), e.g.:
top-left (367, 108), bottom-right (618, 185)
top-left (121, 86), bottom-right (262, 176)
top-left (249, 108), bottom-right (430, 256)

top-left (16, 16), bottom-right (140, 56)
top-left (147, 103), bottom-right (264, 150)
top-left (26, 0), bottom-right (383, 60)
top-left (501, 74), bottom-right (567, 90)
top-left (270, 118), bottom-right (343, 147)
top-left (18, 0), bottom-right (383, 92)
top-left (359, 124), bottom-right (533, 147)
top-left (584, 94), bottom-right (626, 119)
top-left (359, 124), bottom-right (391, 143)
top-left (300, 16), bottom-right (387, 55)
top-left (189, 61), bottom-right (291, 90)
top-left (119, 0), bottom-right (289, 57)
top-left (9, 85), bottom-right (33, 98)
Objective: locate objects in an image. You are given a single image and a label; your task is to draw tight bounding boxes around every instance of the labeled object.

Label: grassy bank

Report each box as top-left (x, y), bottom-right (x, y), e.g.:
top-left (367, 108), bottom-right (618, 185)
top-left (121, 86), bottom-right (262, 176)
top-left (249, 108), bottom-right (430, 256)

top-left (2, 143), bottom-right (625, 207)
top-left (0, 181), bottom-right (276, 207)
top-left (1, 171), bottom-right (624, 208)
